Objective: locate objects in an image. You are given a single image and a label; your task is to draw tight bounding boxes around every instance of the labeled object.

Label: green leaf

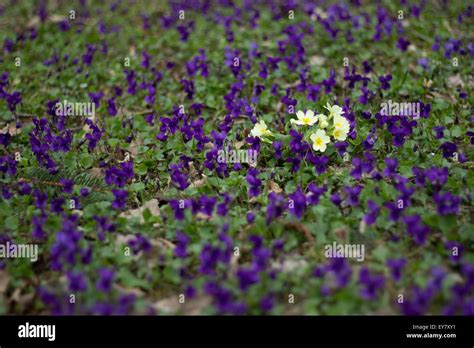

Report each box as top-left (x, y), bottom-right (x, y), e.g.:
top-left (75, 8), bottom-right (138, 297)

top-left (135, 163), bottom-right (148, 176)
top-left (4, 215), bottom-right (19, 230)
top-left (79, 153), bottom-right (94, 169)
top-left (130, 182), bottom-right (145, 191)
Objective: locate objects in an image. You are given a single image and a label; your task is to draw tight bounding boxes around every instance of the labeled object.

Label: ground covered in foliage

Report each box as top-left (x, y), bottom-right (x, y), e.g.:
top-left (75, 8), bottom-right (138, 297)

top-left (0, 0), bottom-right (473, 315)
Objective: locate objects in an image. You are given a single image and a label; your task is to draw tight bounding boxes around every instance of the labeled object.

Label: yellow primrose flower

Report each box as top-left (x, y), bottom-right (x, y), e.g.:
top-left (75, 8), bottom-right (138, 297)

top-left (333, 115), bottom-right (350, 132)
top-left (310, 129), bottom-right (330, 152)
top-left (291, 110), bottom-right (318, 126)
top-left (324, 103), bottom-right (344, 119)
top-left (332, 115), bottom-right (350, 141)
top-left (332, 127), bottom-right (349, 141)
top-left (315, 8), bottom-right (328, 19)
top-left (250, 120), bottom-right (273, 138)
top-left (317, 114), bottom-right (329, 128)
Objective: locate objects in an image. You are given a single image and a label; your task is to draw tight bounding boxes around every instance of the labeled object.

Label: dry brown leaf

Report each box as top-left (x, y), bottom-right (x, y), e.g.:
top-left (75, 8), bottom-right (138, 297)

top-left (115, 234), bottom-right (135, 245)
top-left (248, 196), bottom-right (258, 204)
top-left (228, 251), bottom-right (240, 275)
top-left (235, 140), bottom-right (245, 149)
top-left (152, 295), bottom-right (211, 315)
top-left (82, 116), bottom-right (97, 132)
top-left (309, 55), bottom-right (326, 66)
top-left (184, 296), bottom-right (212, 315)
top-left (152, 295), bottom-right (180, 313)
top-left (447, 74), bottom-right (464, 88)
top-left (282, 79), bottom-right (302, 89)
top-left (115, 234), bottom-right (175, 253)
top-left (334, 226), bottom-right (349, 243)
top-left (114, 284), bottom-right (146, 297)
top-left (1, 123), bottom-right (21, 136)
top-left (27, 14), bottom-right (67, 28)
top-left (190, 175), bottom-right (207, 189)
top-left (359, 219), bottom-right (367, 234)
top-left (71, 209), bottom-right (83, 217)
top-left (272, 256), bottom-right (308, 273)
top-left (428, 91), bottom-right (456, 104)
top-left (119, 199), bottom-right (160, 223)
top-left (10, 287), bottom-right (35, 306)
top-left (269, 180), bottom-right (283, 194)
top-left (89, 167), bottom-right (103, 179)
top-left (156, 238), bottom-right (176, 250)
top-left (276, 101), bottom-right (284, 112)
top-left (195, 212), bottom-right (212, 221)
top-left (127, 139), bottom-right (142, 158)
top-left (0, 270), bottom-right (10, 293)
top-left (188, 162), bottom-right (198, 177)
